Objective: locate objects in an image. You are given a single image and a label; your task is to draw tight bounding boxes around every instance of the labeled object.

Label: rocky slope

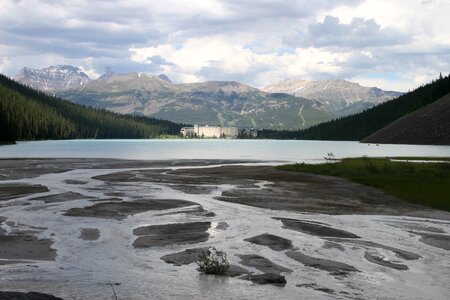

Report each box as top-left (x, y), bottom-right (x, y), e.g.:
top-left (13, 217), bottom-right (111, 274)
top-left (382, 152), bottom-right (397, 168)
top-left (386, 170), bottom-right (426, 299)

top-left (15, 65), bottom-right (92, 92)
top-left (263, 79), bottom-right (402, 117)
top-left (15, 66), bottom-right (332, 130)
top-left (361, 93), bottom-right (450, 145)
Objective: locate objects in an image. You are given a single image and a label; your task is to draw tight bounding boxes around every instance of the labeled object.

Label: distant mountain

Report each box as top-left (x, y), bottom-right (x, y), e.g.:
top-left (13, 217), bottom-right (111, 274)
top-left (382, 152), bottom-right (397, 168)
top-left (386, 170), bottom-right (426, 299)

top-left (361, 93), bottom-right (450, 145)
top-left (263, 79), bottom-right (402, 117)
top-left (158, 74), bottom-right (172, 83)
top-left (16, 66), bottom-right (332, 130)
top-left (98, 70), bottom-right (115, 81)
top-left (15, 65), bottom-right (92, 92)
top-left (0, 73), bottom-right (184, 142)
top-left (258, 74), bottom-right (450, 142)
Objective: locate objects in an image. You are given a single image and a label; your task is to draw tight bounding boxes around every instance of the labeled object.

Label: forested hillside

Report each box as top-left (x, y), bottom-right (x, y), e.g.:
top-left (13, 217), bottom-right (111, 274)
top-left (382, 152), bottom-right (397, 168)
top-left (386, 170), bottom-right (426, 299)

top-left (361, 93), bottom-right (450, 145)
top-left (258, 74), bottom-right (450, 140)
top-left (0, 74), bottom-right (184, 142)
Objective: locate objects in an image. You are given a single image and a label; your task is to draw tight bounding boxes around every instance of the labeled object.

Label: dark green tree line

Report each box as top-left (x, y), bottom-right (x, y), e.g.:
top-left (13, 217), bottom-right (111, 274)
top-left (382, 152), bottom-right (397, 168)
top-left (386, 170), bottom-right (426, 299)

top-left (0, 74), bottom-right (185, 142)
top-left (258, 73), bottom-right (450, 140)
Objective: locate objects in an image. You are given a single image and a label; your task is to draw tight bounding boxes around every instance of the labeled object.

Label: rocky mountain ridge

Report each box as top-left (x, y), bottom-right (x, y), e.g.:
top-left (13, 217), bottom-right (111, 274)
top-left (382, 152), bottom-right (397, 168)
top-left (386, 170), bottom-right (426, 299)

top-left (56, 72), bottom-right (331, 130)
top-left (263, 79), bottom-right (402, 116)
top-left (14, 65), bottom-right (401, 130)
top-left (15, 65), bottom-right (92, 92)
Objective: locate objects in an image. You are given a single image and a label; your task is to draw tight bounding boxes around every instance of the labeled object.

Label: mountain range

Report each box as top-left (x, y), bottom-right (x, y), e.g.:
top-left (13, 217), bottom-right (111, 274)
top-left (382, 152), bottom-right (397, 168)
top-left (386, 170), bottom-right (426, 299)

top-left (263, 79), bottom-right (402, 117)
top-left (14, 65), bottom-right (402, 130)
top-left (258, 73), bottom-right (450, 145)
top-left (15, 65), bottom-right (92, 92)
top-left (0, 73), bottom-right (182, 142)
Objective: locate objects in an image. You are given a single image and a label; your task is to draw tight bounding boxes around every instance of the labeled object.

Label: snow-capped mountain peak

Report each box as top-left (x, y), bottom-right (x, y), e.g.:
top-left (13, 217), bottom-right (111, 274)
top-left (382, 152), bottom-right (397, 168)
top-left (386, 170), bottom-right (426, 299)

top-left (14, 65), bottom-right (92, 92)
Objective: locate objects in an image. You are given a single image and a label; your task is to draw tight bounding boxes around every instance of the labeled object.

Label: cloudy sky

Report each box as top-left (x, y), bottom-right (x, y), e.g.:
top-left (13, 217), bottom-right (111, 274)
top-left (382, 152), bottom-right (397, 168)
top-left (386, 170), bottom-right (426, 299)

top-left (0, 0), bottom-right (449, 91)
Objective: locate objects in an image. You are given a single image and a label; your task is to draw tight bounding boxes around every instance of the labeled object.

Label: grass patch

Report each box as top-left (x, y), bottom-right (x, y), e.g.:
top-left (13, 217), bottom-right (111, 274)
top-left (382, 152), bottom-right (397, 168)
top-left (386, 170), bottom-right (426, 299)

top-left (278, 157), bottom-right (450, 211)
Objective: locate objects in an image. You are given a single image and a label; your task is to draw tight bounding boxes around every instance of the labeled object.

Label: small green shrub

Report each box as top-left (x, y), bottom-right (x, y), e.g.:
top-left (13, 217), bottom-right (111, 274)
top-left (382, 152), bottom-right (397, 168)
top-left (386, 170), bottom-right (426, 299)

top-left (196, 247), bottom-right (229, 275)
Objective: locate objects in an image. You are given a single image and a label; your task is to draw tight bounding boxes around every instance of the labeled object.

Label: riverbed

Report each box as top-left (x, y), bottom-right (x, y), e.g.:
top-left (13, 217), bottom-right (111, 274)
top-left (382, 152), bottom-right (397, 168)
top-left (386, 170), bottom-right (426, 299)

top-left (1, 158), bottom-right (449, 299)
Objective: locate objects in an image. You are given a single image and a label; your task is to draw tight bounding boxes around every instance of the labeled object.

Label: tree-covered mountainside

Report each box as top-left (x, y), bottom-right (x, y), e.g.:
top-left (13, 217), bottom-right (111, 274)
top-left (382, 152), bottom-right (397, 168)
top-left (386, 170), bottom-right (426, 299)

top-left (15, 66), bottom-right (334, 130)
top-left (258, 74), bottom-right (450, 140)
top-left (0, 74), bottom-right (184, 142)
top-left (361, 93), bottom-right (450, 145)
top-left (57, 73), bottom-right (333, 130)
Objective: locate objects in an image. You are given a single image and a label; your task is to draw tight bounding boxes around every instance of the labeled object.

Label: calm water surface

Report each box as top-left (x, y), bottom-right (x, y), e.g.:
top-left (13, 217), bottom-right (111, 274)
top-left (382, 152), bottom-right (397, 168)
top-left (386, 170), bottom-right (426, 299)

top-left (1, 139), bottom-right (449, 162)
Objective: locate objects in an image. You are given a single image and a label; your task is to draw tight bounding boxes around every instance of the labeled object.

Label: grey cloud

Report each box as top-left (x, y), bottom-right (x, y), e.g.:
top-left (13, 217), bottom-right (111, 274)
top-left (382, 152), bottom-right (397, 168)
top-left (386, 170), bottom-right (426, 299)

top-left (301, 15), bottom-right (412, 48)
top-left (146, 55), bottom-right (174, 66)
top-left (0, 0), bottom-right (447, 91)
top-left (220, 0), bottom-right (362, 19)
top-left (197, 61), bottom-right (274, 87)
top-left (323, 47), bottom-right (450, 85)
top-left (78, 56), bottom-right (165, 77)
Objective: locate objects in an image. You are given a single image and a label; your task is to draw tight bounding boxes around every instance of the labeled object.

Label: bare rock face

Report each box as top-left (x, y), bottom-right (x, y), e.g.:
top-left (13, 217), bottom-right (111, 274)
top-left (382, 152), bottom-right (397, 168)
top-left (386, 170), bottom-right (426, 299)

top-left (14, 65), bottom-right (332, 130)
top-left (263, 79), bottom-right (402, 116)
top-left (15, 65), bottom-right (92, 92)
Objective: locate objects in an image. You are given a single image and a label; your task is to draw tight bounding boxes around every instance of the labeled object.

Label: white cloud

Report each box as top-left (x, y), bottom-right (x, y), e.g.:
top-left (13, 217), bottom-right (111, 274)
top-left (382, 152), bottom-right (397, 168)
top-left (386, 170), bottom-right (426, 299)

top-left (0, 0), bottom-right (449, 91)
top-left (130, 36), bottom-right (347, 87)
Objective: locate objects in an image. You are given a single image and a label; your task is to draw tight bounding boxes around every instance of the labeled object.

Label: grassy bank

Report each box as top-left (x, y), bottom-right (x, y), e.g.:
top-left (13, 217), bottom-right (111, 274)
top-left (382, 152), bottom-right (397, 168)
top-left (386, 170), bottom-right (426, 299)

top-left (278, 157), bottom-right (450, 211)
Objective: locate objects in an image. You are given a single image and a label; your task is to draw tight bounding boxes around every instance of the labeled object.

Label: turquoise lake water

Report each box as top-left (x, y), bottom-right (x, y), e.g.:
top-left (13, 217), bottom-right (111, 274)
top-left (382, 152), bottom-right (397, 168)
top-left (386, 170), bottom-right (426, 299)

top-left (1, 139), bottom-right (449, 162)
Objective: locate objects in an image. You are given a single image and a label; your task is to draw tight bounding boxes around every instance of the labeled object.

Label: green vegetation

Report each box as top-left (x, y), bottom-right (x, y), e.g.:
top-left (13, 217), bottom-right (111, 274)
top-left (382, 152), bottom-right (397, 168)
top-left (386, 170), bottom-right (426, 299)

top-left (0, 74), bottom-right (185, 142)
top-left (60, 80), bottom-right (333, 130)
top-left (196, 247), bottom-right (229, 275)
top-left (258, 73), bottom-right (450, 140)
top-left (278, 157), bottom-right (450, 211)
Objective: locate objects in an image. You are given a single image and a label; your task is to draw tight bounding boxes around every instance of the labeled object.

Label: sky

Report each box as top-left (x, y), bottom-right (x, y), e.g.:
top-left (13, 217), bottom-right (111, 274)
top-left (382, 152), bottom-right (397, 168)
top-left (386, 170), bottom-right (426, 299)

top-left (0, 0), bottom-right (449, 91)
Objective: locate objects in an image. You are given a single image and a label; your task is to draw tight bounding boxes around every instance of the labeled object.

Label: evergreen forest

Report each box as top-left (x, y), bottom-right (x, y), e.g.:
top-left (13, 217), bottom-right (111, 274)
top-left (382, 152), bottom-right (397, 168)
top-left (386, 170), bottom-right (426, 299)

top-left (258, 74), bottom-right (450, 140)
top-left (0, 74), bottom-right (185, 142)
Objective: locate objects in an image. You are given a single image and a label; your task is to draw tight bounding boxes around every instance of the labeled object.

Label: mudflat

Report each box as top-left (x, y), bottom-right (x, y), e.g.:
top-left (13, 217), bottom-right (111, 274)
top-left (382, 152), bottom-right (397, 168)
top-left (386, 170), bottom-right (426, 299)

top-left (0, 217), bottom-right (56, 262)
top-left (64, 199), bottom-right (196, 220)
top-left (133, 222), bottom-right (211, 247)
top-left (0, 158), bottom-right (449, 299)
top-left (172, 165), bottom-right (450, 220)
top-left (0, 184), bottom-right (48, 201)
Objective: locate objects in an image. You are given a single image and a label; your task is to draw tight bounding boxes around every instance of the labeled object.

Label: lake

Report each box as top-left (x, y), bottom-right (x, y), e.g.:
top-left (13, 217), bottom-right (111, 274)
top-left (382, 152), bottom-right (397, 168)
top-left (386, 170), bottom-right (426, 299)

top-left (1, 139), bottom-right (449, 162)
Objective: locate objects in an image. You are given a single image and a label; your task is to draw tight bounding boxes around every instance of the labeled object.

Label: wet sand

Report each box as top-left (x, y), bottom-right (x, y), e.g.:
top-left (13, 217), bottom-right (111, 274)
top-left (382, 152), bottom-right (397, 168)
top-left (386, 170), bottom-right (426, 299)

top-left (0, 158), bottom-right (450, 299)
top-left (285, 250), bottom-right (360, 275)
top-left (161, 247), bottom-right (209, 266)
top-left (0, 216), bottom-right (56, 262)
top-left (410, 231), bottom-right (450, 250)
top-left (273, 218), bottom-right (360, 238)
top-left (0, 232), bottom-right (56, 261)
top-left (244, 233), bottom-right (293, 251)
top-left (133, 222), bottom-right (211, 247)
top-left (31, 191), bottom-right (94, 203)
top-left (173, 165), bottom-right (450, 220)
top-left (363, 251), bottom-right (408, 270)
top-left (0, 184), bottom-right (48, 201)
top-left (0, 291), bottom-right (63, 300)
top-left (238, 254), bottom-right (292, 275)
top-left (64, 199), bottom-right (196, 220)
top-left (79, 228), bottom-right (100, 241)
